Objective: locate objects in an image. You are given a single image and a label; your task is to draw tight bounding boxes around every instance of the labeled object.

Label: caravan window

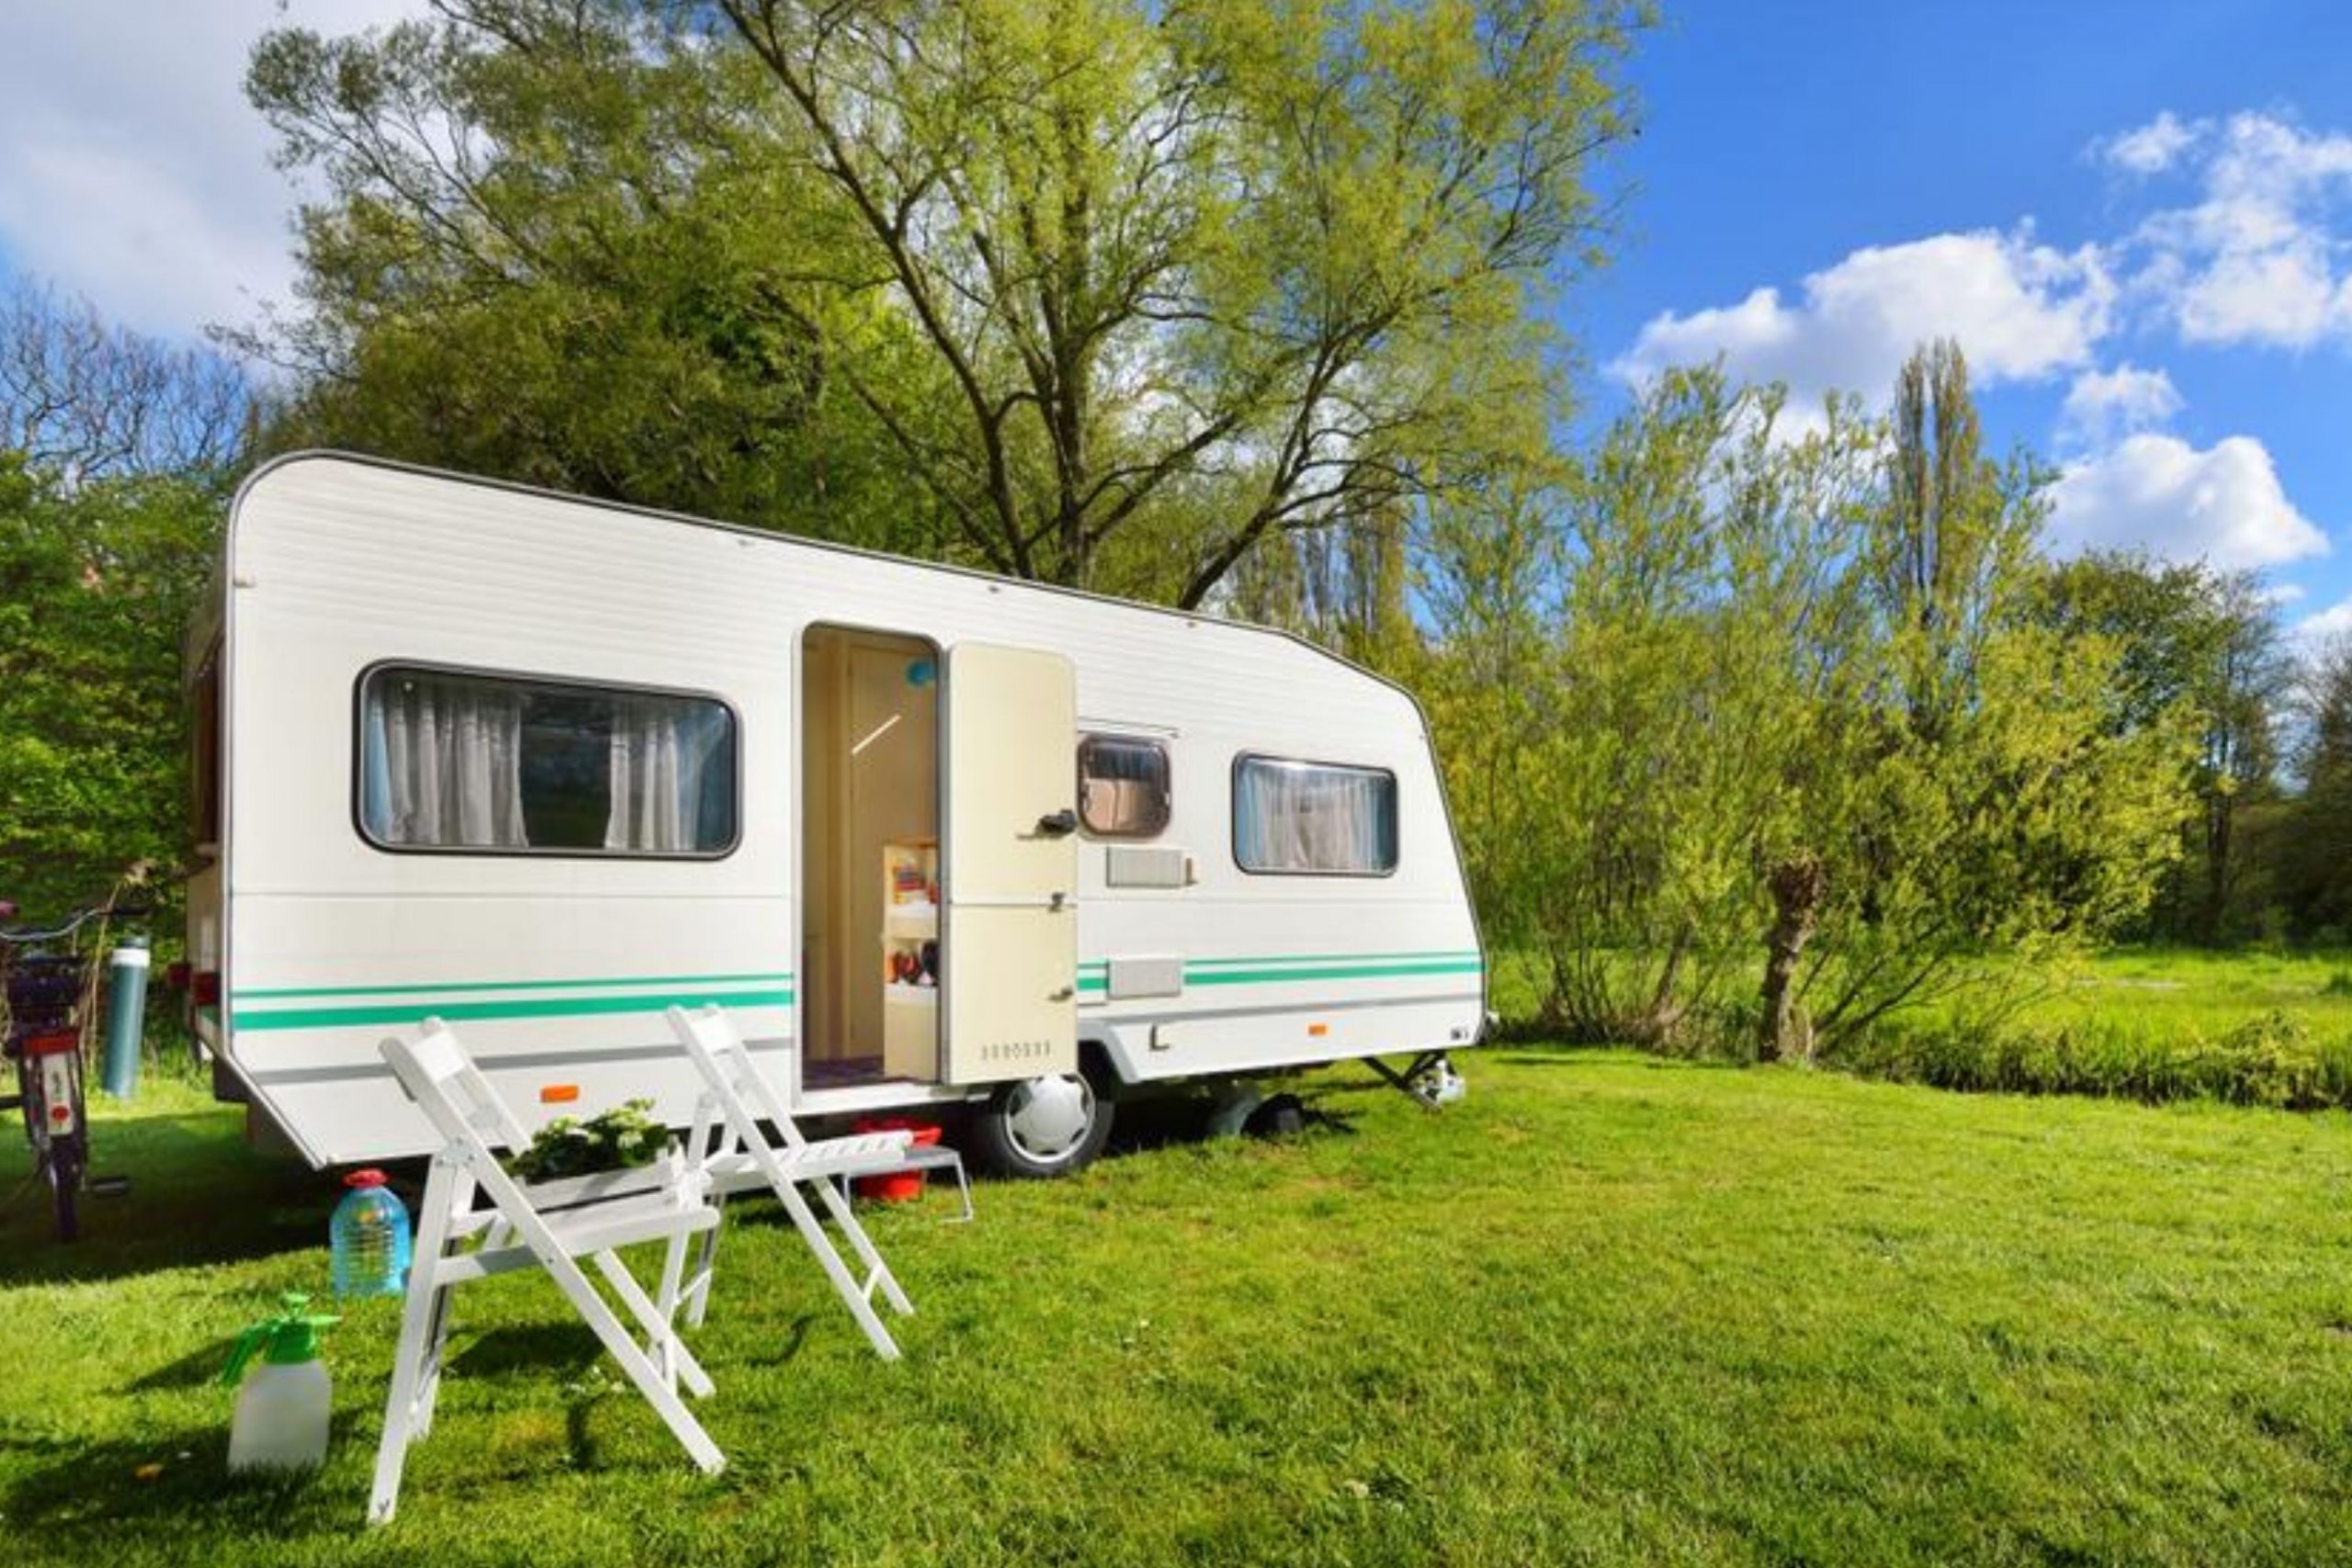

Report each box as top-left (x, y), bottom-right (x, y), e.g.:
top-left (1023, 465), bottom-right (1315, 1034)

top-left (356, 665), bottom-right (738, 857)
top-left (1232, 756), bottom-right (1397, 875)
top-left (1078, 735), bottom-right (1170, 838)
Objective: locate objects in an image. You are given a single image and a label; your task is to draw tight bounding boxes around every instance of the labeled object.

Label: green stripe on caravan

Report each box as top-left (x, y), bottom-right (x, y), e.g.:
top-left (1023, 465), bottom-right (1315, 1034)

top-left (229, 951), bottom-right (1482, 1023)
top-left (232, 971), bottom-right (797, 1001)
top-left (233, 987), bottom-right (795, 1032)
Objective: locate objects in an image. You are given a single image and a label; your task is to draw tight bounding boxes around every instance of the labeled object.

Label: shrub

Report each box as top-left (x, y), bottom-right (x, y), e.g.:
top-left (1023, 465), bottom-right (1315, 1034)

top-left (1824, 1010), bottom-right (2352, 1111)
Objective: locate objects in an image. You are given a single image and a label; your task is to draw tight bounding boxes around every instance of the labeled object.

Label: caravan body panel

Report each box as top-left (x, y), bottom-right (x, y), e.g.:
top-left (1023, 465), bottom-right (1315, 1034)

top-left (210, 456), bottom-right (1482, 1164)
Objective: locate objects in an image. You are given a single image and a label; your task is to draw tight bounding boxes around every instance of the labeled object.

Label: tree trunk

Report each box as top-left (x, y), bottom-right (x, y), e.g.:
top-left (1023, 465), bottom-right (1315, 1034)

top-left (1759, 854), bottom-right (1824, 1063)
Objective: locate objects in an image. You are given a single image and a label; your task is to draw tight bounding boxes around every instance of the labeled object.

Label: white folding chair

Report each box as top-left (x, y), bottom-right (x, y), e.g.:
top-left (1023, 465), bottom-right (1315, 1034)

top-left (664, 1004), bottom-right (922, 1360)
top-left (370, 1020), bottom-right (726, 1525)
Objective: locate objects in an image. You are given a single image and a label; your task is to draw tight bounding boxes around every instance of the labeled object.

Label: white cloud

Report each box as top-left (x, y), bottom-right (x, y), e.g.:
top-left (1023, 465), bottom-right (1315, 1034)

top-left (2045, 433), bottom-right (2328, 570)
top-left (1612, 229), bottom-right (2113, 419)
top-left (2099, 111), bottom-right (2200, 175)
top-left (2294, 598), bottom-right (2352, 656)
top-left (2058, 362), bottom-right (2181, 447)
top-left (2109, 111), bottom-right (2352, 349)
top-left (0, 3), bottom-right (423, 344)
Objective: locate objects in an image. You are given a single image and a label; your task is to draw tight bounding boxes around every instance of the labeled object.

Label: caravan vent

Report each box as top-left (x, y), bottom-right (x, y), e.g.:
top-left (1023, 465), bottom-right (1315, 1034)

top-left (1107, 956), bottom-right (1184, 1000)
top-left (1105, 846), bottom-right (1189, 888)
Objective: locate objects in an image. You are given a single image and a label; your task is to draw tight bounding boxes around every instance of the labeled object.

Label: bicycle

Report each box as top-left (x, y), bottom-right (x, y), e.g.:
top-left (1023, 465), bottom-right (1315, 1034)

top-left (0, 895), bottom-right (141, 1242)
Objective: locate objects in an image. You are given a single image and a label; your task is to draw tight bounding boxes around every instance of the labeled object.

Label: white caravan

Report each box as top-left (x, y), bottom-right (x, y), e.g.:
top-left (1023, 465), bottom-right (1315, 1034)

top-left (183, 455), bottom-right (1485, 1175)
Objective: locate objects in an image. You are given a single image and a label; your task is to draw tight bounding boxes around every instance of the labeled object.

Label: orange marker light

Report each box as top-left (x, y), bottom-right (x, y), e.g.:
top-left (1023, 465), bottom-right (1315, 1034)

top-left (539, 1084), bottom-right (581, 1104)
top-left (1306, 1022), bottom-right (1329, 1038)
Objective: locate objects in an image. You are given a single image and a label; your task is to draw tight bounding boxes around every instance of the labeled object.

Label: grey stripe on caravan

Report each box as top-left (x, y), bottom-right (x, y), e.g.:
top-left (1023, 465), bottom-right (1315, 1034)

top-left (1093, 990), bottom-right (1484, 1026)
top-left (246, 1038), bottom-right (793, 1088)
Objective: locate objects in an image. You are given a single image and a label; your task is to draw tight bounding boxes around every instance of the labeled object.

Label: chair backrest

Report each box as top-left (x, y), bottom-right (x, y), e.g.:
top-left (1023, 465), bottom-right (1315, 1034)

top-left (381, 1017), bottom-right (533, 1155)
top-left (667, 1004), bottom-right (808, 1151)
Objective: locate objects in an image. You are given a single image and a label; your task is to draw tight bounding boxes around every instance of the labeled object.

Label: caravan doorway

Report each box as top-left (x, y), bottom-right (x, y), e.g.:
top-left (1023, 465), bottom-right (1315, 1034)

top-left (800, 625), bottom-right (942, 1089)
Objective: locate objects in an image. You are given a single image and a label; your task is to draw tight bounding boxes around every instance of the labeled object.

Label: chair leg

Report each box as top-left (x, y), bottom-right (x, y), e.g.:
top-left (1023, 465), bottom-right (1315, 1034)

top-left (810, 1176), bottom-right (915, 1316)
top-left (594, 1248), bottom-right (715, 1400)
top-left (537, 1247), bottom-right (726, 1473)
top-left (774, 1179), bottom-right (902, 1360)
top-left (655, 1226), bottom-right (692, 1368)
top-left (413, 1280), bottom-right (456, 1438)
top-left (370, 1165), bottom-right (459, 1526)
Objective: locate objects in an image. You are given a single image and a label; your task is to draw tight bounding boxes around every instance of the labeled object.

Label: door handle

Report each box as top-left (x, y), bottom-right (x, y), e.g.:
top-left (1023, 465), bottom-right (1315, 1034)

top-left (1034, 808), bottom-right (1078, 838)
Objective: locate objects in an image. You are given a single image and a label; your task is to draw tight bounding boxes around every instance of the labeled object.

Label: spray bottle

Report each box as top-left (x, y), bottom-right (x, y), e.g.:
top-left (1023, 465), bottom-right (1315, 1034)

top-left (220, 1292), bottom-right (339, 1473)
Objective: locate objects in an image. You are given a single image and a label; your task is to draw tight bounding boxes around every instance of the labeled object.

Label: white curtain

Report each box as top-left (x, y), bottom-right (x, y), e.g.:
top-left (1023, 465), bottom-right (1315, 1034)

top-left (362, 676), bottom-right (526, 847)
top-left (605, 696), bottom-right (728, 852)
top-left (1234, 760), bottom-right (1396, 873)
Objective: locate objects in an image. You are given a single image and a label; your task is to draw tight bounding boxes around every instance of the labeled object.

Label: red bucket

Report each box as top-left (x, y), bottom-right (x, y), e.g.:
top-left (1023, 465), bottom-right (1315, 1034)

top-left (852, 1118), bottom-right (940, 1202)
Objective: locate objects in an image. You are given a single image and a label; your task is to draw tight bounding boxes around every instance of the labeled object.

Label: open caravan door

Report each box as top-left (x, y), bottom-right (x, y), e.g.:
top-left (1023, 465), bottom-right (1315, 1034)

top-left (944, 642), bottom-right (1079, 1088)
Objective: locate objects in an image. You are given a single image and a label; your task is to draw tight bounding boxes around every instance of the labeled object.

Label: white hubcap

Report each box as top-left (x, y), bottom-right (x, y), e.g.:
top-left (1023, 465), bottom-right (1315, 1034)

top-left (1006, 1074), bottom-right (1093, 1161)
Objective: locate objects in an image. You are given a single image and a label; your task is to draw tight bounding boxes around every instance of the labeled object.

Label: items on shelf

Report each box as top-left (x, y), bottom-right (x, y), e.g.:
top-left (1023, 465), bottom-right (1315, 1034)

top-left (882, 840), bottom-right (941, 1077)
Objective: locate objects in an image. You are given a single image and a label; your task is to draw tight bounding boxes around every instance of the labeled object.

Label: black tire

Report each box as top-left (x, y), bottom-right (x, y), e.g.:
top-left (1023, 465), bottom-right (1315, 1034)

top-left (967, 1068), bottom-right (1115, 1179)
top-left (47, 1144), bottom-right (81, 1243)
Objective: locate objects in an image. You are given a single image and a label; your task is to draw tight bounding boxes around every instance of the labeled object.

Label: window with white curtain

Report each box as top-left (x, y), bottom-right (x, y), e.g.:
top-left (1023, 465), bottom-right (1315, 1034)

top-left (358, 666), bottom-right (737, 856)
top-left (1231, 756), bottom-right (1397, 874)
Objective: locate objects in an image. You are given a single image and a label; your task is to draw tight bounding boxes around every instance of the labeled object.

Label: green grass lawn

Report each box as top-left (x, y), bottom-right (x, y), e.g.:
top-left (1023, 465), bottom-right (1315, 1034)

top-left (5, 1054), bottom-right (2351, 1566)
top-left (2036, 946), bottom-right (2352, 1032)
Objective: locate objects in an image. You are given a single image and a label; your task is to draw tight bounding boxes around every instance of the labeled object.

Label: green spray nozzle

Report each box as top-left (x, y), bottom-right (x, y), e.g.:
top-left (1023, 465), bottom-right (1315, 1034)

top-left (220, 1292), bottom-right (340, 1387)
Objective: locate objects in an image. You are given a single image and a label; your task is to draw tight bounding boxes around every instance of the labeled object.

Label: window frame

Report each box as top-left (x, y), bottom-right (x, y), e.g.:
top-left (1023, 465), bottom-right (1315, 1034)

top-left (1076, 732), bottom-right (1173, 840)
top-left (350, 659), bottom-right (744, 862)
top-left (1228, 752), bottom-right (1400, 879)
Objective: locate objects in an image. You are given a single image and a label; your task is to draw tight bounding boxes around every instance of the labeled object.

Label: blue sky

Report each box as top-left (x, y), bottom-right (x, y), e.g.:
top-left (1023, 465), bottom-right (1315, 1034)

top-left (6, 2), bottom-right (2351, 630)
top-left (1572, 0), bottom-right (2352, 634)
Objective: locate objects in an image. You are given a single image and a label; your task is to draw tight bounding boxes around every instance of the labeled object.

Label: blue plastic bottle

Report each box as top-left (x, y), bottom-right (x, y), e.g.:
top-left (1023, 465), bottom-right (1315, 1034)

top-left (330, 1168), bottom-right (413, 1298)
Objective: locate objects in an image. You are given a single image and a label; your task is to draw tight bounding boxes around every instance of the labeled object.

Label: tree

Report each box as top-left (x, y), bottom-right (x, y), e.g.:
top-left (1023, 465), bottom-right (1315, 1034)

top-left (243, 6), bottom-right (932, 555)
top-left (1424, 346), bottom-right (2196, 1062)
top-left (2279, 636), bottom-right (2352, 940)
top-left (1422, 367), bottom-right (1883, 1048)
top-left (2033, 551), bottom-right (2284, 943)
top-left (0, 457), bottom-right (222, 915)
top-left (2186, 573), bottom-right (2290, 942)
top-left (2, 276), bottom-right (247, 479)
top-left (247, 0), bottom-right (1642, 603)
top-left (1771, 342), bottom-right (2193, 1059)
top-left (0, 279), bottom-right (245, 915)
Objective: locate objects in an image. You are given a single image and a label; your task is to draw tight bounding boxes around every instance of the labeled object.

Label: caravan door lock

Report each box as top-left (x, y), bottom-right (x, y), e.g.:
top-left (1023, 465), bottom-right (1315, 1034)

top-left (1034, 808), bottom-right (1078, 838)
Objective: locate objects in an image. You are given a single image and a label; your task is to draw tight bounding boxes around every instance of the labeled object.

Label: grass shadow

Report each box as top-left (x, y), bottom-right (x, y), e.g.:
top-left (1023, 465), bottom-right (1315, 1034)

top-left (1493, 1050), bottom-right (1748, 1073)
top-left (127, 1336), bottom-right (243, 1393)
top-left (0, 1095), bottom-right (337, 1288)
top-left (447, 1322), bottom-right (602, 1382)
top-left (2, 1422), bottom-right (363, 1542)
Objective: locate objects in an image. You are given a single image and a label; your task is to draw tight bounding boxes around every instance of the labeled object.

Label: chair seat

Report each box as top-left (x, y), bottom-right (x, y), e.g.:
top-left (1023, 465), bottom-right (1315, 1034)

top-left (543, 1190), bottom-right (723, 1254)
top-left (703, 1131), bottom-right (914, 1191)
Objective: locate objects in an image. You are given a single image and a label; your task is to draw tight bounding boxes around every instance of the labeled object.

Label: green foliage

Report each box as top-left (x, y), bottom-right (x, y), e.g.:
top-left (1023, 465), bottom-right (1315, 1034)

top-left (2036, 552), bottom-right (2288, 942)
top-left (0, 453), bottom-right (222, 916)
top-left (1821, 947), bottom-right (2352, 1109)
top-left (247, 0), bottom-right (1642, 604)
top-left (2277, 633), bottom-right (2352, 938)
top-left (1425, 348), bottom-right (2199, 1057)
top-left (242, 7), bottom-right (933, 557)
top-left (1838, 1010), bottom-right (2352, 1111)
top-left (508, 1098), bottom-right (669, 1182)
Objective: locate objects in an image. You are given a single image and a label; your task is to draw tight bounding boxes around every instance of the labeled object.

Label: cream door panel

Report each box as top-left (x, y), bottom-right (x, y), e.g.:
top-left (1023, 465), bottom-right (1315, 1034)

top-left (944, 642), bottom-right (1079, 1084)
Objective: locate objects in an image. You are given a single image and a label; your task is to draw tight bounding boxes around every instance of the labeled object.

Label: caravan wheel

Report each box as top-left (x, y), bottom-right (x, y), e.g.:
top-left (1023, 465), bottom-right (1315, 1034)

top-left (970, 1070), bottom-right (1114, 1179)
